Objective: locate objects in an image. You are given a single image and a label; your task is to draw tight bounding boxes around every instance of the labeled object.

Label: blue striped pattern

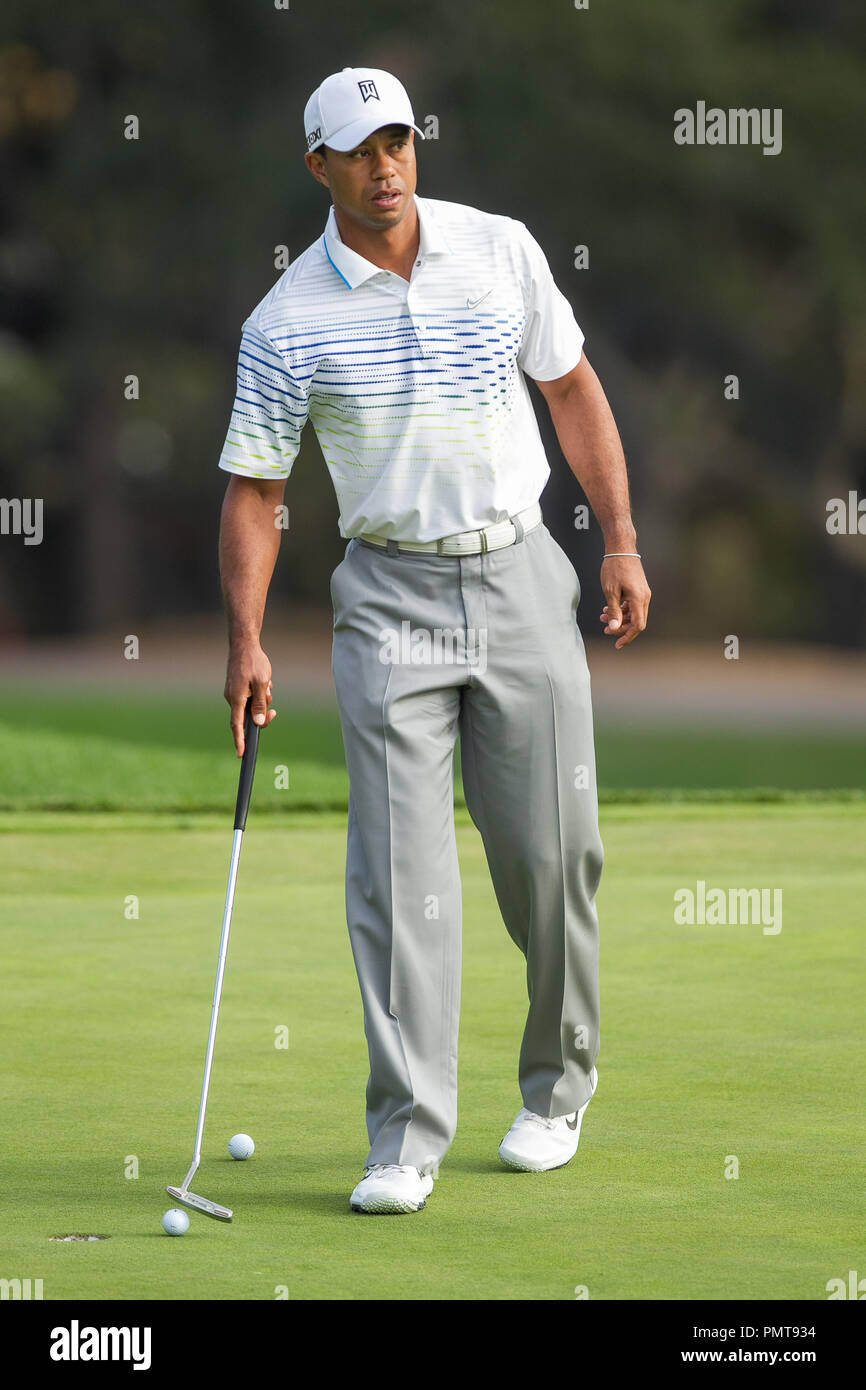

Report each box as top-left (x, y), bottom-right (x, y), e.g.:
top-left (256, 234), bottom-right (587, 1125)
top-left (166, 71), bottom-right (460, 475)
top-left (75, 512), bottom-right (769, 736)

top-left (219, 196), bottom-right (584, 540)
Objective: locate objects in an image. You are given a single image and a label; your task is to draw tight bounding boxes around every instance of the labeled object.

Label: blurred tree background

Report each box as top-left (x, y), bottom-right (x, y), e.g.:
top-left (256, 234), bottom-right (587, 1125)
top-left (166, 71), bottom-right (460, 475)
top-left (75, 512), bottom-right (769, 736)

top-left (0, 0), bottom-right (864, 643)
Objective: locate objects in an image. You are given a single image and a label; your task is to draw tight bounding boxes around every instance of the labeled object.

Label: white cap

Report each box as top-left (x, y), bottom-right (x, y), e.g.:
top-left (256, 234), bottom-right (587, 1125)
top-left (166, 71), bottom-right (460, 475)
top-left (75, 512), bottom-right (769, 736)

top-left (304, 67), bottom-right (425, 154)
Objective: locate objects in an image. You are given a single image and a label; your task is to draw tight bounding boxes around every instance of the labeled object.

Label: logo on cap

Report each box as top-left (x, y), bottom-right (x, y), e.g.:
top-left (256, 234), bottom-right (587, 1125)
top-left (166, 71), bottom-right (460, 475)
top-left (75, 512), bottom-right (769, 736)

top-left (306, 127), bottom-right (322, 150)
top-left (358, 80), bottom-right (380, 103)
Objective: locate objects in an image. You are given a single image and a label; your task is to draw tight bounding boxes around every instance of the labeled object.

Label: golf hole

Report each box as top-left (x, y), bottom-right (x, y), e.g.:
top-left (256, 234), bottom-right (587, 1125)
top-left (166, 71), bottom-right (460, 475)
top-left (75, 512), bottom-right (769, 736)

top-left (49, 1234), bottom-right (111, 1242)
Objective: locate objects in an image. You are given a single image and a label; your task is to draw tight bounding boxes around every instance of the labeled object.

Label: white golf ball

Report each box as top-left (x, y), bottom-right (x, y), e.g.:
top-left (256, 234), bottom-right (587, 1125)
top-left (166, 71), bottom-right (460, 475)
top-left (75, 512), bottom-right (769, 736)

top-left (162, 1208), bottom-right (189, 1236)
top-left (228, 1133), bottom-right (255, 1160)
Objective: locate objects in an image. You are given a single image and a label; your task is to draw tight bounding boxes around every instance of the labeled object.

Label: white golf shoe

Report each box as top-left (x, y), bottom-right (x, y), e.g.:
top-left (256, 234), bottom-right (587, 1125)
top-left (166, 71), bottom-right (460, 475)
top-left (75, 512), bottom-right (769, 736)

top-left (350, 1164), bottom-right (435, 1214)
top-left (499, 1069), bottom-right (598, 1172)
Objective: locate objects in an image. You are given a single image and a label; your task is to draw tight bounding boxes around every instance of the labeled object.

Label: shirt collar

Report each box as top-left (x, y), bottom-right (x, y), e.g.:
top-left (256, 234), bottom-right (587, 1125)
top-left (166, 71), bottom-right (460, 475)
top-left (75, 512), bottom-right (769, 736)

top-left (322, 194), bottom-right (452, 289)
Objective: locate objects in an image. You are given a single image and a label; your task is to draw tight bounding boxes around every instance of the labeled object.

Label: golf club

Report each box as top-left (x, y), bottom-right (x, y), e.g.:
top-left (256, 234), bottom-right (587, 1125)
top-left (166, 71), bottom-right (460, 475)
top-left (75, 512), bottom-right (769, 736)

top-left (166, 697), bottom-right (261, 1222)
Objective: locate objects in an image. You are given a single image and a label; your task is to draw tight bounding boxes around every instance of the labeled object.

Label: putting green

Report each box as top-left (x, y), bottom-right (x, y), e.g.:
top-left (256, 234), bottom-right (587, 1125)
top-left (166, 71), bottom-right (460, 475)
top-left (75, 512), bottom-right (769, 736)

top-left (0, 803), bottom-right (862, 1300)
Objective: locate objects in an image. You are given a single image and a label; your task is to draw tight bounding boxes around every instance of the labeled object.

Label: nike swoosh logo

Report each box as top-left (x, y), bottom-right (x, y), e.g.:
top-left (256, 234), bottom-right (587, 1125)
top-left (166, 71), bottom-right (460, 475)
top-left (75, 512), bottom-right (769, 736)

top-left (466, 289), bottom-right (492, 309)
top-left (565, 1112), bottom-right (579, 1130)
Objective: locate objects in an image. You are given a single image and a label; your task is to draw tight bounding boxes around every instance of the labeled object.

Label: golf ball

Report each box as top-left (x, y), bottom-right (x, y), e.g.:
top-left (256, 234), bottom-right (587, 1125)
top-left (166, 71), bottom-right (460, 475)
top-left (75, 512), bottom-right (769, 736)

top-left (228, 1133), bottom-right (255, 1160)
top-left (162, 1208), bottom-right (189, 1237)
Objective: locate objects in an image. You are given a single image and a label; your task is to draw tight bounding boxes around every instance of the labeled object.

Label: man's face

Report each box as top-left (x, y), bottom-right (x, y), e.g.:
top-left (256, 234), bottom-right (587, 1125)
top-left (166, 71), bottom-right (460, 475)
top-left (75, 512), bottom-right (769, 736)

top-left (305, 125), bottom-right (417, 232)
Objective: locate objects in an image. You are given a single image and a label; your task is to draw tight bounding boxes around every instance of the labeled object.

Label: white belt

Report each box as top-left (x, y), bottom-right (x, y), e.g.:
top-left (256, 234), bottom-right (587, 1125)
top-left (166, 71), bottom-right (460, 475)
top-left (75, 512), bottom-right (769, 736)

top-left (359, 502), bottom-right (542, 557)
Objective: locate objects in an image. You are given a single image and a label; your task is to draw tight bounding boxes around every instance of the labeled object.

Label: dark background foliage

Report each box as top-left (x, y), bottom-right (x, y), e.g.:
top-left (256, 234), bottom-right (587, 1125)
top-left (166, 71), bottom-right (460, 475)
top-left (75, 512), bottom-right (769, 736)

top-left (1, 0), bottom-right (863, 643)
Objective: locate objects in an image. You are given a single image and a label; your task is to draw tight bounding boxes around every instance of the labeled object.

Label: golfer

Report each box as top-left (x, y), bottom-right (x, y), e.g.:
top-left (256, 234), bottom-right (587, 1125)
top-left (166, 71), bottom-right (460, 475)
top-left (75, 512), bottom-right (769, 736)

top-left (218, 67), bottom-right (651, 1214)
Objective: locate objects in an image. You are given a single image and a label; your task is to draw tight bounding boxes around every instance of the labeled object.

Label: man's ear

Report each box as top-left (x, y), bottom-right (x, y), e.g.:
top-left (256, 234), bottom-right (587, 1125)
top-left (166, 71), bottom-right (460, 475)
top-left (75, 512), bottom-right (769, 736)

top-left (304, 151), bottom-right (330, 188)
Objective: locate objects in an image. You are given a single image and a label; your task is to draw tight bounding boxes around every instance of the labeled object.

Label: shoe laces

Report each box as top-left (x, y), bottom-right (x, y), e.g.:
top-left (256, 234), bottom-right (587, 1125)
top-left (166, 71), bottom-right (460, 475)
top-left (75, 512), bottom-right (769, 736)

top-left (521, 1110), bottom-right (567, 1130)
top-left (365, 1163), bottom-right (416, 1179)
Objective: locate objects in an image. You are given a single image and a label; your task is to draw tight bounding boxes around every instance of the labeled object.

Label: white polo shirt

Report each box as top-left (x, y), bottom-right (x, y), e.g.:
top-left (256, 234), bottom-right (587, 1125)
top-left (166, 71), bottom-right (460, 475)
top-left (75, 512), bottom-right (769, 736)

top-left (218, 194), bottom-right (584, 541)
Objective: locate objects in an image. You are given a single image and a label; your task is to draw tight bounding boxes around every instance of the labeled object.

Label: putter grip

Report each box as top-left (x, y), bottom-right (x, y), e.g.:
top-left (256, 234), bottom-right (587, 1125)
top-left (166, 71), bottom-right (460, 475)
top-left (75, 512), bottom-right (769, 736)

top-left (234, 700), bottom-right (261, 831)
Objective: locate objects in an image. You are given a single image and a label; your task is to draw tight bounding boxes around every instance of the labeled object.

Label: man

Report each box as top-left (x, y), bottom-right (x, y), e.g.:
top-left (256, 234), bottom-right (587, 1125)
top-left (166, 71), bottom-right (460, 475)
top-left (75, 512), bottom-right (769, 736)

top-left (218, 67), bottom-right (650, 1215)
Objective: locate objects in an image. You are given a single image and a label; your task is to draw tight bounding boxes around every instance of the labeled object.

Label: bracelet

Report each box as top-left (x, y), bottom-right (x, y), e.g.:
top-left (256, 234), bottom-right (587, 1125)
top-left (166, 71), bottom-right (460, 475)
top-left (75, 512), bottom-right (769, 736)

top-left (603, 552), bottom-right (641, 558)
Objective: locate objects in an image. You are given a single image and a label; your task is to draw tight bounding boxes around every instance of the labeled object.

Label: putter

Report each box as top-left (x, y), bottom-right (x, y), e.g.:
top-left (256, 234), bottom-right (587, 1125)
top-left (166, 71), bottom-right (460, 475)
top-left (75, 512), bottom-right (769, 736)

top-left (166, 698), bottom-right (261, 1222)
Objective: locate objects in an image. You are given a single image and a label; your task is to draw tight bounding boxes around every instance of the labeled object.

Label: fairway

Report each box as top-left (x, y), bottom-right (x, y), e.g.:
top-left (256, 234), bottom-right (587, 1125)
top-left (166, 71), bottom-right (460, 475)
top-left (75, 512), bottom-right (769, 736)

top-left (0, 693), bottom-right (864, 812)
top-left (1, 803), bottom-right (862, 1301)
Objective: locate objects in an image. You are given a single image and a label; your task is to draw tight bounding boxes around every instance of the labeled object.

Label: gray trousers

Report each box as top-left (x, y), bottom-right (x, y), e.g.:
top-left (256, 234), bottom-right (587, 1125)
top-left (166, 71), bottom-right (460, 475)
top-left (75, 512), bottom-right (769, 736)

top-left (330, 519), bottom-right (603, 1169)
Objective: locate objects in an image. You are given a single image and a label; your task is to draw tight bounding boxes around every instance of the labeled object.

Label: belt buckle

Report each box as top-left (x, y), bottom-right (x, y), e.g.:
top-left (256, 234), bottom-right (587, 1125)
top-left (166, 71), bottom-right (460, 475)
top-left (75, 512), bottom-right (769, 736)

top-left (436, 533), bottom-right (469, 556)
top-left (437, 526), bottom-right (486, 556)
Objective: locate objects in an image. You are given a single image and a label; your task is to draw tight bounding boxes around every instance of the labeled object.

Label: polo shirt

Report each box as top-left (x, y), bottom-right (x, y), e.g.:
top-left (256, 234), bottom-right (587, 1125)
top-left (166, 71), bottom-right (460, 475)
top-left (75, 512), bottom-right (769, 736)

top-left (218, 194), bottom-right (584, 541)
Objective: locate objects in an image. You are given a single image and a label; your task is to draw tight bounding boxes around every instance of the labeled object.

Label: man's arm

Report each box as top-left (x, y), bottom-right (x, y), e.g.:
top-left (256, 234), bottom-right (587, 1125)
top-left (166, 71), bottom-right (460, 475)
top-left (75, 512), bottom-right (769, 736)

top-left (535, 354), bottom-right (651, 648)
top-left (219, 475), bottom-right (286, 754)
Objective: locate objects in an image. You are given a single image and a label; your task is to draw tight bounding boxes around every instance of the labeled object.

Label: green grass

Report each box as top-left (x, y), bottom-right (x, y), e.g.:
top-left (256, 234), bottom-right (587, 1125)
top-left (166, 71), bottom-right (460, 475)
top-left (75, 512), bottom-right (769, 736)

top-left (0, 693), bottom-right (863, 811)
top-left (0, 803), bottom-right (863, 1300)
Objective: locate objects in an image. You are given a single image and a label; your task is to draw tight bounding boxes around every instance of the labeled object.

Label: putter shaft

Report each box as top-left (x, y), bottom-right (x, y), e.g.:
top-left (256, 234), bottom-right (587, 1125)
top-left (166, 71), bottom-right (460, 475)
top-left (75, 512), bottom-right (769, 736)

top-left (165, 705), bottom-right (260, 1224)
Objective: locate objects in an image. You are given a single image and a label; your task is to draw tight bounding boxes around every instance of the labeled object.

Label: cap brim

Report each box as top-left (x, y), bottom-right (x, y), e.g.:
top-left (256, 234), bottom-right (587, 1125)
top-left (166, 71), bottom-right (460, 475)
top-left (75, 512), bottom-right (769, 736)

top-left (324, 115), bottom-right (425, 153)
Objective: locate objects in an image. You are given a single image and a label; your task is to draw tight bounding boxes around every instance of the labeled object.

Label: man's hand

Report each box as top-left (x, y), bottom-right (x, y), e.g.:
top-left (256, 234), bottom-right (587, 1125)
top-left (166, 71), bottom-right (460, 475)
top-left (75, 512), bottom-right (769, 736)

top-left (224, 641), bottom-right (277, 756)
top-left (599, 555), bottom-right (651, 649)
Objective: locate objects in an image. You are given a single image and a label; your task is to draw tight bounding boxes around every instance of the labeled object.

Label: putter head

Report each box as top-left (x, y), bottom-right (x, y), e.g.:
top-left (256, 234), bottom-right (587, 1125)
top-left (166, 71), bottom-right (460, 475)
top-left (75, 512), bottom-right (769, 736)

top-left (166, 1185), bottom-right (233, 1222)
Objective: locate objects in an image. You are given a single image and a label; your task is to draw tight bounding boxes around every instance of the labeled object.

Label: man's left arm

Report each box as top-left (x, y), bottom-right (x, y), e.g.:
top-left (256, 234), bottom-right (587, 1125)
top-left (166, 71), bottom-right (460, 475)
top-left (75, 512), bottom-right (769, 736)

top-left (535, 354), bottom-right (651, 649)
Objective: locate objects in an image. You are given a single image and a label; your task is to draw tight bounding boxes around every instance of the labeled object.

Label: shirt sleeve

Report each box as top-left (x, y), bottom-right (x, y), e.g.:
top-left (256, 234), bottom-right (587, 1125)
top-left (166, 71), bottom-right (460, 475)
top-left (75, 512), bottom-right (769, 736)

top-left (514, 221), bottom-right (585, 382)
top-left (218, 320), bottom-right (309, 478)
